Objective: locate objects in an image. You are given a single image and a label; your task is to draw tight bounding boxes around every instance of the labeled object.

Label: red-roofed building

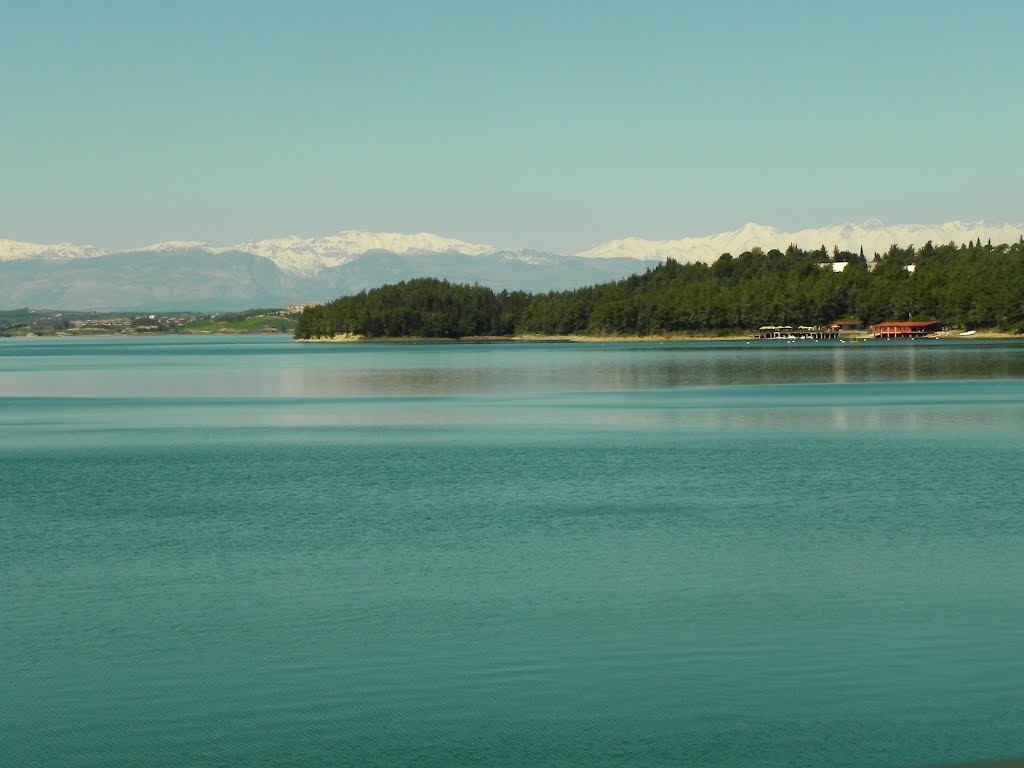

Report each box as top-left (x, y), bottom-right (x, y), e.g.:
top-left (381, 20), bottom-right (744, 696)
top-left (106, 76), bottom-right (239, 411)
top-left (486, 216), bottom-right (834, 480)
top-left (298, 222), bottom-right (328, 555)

top-left (871, 320), bottom-right (941, 339)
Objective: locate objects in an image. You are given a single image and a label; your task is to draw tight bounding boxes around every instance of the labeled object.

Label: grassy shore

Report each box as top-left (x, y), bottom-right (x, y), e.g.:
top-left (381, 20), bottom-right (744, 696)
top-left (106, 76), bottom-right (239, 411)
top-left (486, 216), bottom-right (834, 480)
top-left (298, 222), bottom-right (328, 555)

top-left (178, 316), bottom-right (296, 334)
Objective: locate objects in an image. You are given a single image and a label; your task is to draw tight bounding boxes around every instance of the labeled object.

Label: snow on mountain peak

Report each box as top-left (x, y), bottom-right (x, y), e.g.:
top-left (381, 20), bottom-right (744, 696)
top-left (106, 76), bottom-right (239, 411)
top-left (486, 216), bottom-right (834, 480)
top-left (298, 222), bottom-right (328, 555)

top-left (136, 241), bottom-right (212, 253)
top-left (0, 231), bottom-right (501, 274)
top-left (4, 221), bottom-right (1023, 275)
top-left (233, 231), bottom-right (498, 274)
top-left (576, 220), bottom-right (1024, 262)
top-left (0, 239), bottom-right (108, 262)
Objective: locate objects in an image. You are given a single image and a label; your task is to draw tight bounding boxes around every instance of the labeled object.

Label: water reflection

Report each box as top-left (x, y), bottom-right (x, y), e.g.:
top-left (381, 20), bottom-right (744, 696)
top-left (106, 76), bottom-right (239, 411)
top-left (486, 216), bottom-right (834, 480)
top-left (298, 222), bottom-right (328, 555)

top-left (3, 338), bottom-right (1024, 399)
top-left (832, 346), bottom-right (849, 384)
top-left (198, 341), bottom-right (1024, 397)
top-left (4, 383), bottom-right (1023, 451)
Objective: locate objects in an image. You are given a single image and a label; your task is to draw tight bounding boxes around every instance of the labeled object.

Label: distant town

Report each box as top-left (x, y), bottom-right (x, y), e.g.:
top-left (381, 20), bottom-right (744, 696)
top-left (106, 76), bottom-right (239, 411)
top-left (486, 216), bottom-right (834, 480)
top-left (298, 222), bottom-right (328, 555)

top-left (0, 307), bottom-right (303, 337)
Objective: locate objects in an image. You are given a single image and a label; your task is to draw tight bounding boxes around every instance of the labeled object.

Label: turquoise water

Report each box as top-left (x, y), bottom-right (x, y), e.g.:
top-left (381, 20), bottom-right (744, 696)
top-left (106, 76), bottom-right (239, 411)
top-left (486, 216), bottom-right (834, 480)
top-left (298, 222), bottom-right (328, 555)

top-left (2, 336), bottom-right (1023, 767)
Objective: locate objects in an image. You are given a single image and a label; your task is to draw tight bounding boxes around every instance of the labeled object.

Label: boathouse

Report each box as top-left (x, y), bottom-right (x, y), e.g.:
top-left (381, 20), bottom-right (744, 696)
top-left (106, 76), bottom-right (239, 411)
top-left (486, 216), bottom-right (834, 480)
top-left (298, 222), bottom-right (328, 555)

top-left (753, 325), bottom-right (841, 340)
top-left (870, 320), bottom-right (941, 339)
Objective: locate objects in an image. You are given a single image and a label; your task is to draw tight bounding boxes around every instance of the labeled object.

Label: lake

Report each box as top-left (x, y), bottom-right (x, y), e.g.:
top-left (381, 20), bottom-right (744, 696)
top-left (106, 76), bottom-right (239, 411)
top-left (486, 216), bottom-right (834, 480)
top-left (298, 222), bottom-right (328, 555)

top-left (2, 336), bottom-right (1023, 767)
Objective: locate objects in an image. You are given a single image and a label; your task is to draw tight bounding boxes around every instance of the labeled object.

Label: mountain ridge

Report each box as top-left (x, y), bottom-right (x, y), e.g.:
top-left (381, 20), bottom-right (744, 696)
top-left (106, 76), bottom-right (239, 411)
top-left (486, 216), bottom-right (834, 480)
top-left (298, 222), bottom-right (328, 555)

top-left (4, 220), bottom-right (1024, 275)
top-left (0, 247), bottom-right (645, 312)
top-left (3, 221), bottom-right (1023, 312)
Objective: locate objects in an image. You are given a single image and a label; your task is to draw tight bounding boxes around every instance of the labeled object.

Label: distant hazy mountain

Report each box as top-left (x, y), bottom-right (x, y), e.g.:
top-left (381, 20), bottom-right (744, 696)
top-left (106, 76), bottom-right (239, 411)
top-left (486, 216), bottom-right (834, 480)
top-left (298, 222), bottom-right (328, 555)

top-left (0, 244), bottom-right (643, 312)
top-left (0, 249), bottom-right (300, 311)
top-left (2, 221), bottom-right (1022, 311)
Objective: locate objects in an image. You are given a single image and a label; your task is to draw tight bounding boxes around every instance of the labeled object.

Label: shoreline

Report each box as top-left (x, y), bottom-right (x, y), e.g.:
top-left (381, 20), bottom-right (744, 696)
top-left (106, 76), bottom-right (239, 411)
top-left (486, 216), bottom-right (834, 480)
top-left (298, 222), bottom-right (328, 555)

top-left (295, 332), bottom-right (754, 344)
top-left (6, 329), bottom-right (1021, 342)
top-left (931, 330), bottom-right (1020, 339)
top-left (295, 330), bottom-right (1023, 344)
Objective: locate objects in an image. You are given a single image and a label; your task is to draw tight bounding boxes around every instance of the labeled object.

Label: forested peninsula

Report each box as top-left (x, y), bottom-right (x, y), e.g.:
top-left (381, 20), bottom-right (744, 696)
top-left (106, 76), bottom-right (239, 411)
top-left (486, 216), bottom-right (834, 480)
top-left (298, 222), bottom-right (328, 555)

top-left (294, 239), bottom-right (1024, 340)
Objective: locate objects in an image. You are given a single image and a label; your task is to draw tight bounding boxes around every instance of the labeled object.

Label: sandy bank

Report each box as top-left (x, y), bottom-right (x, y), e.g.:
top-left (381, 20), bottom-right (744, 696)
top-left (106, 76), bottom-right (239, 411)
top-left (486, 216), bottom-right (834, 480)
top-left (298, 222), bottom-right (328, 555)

top-left (931, 329), bottom-right (1022, 339)
top-left (511, 333), bottom-right (750, 343)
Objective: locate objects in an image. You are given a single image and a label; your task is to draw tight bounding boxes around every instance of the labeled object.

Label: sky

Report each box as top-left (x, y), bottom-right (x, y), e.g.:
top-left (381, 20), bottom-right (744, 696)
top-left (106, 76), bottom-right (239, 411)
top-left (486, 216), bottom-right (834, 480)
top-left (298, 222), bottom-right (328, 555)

top-left (2, 0), bottom-right (1022, 253)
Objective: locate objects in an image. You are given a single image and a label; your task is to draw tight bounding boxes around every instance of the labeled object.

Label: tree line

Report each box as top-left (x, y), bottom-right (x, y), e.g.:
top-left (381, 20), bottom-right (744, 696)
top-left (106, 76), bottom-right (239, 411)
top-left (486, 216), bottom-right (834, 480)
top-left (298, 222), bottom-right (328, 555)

top-left (294, 239), bottom-right (1024, 339)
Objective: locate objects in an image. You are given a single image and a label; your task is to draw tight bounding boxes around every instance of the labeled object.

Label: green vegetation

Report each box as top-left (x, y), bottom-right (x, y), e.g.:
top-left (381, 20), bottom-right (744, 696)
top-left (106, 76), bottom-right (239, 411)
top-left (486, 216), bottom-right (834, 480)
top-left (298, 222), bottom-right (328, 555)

top-left (1, 308), bottom-right (77, 335)
top-left (296, 280), bottom-right (529, 339)
top-left (0, 308), bottom-right (33, 330)
top-left (295, 239), bottom-right (1024, 339)
top-left (178, 314), bottom-right (296, 334)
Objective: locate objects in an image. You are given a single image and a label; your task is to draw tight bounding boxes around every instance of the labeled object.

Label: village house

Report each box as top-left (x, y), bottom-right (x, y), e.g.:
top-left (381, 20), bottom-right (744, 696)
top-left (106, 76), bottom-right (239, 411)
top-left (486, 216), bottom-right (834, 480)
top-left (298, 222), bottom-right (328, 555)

top-left (870, 320), bottom-right (941, 339)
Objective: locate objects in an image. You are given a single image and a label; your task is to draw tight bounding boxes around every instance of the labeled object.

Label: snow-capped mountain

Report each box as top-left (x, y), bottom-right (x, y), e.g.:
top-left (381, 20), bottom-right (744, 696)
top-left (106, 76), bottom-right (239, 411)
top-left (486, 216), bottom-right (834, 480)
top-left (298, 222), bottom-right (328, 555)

top-left (232, 232), bottom-right (498, 275)
top-left (3, 221), bottom-right (1022, 311)
top-left (5, 221), bottom-right (1022, 274)
top-left (0, 239), bottom-right (108, 261)
top-left (577, 220), bottom-right (1024, 262)
top-left (0, 231), bottom-right (499, 275)
top-left (136, 241), bottom-right (211, 253)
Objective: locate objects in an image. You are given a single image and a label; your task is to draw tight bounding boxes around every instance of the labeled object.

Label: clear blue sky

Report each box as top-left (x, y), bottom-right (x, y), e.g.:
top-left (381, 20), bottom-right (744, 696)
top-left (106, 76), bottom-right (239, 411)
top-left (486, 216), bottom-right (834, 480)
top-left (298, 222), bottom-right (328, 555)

top-left (2, 0), bottom-right (1021, 252)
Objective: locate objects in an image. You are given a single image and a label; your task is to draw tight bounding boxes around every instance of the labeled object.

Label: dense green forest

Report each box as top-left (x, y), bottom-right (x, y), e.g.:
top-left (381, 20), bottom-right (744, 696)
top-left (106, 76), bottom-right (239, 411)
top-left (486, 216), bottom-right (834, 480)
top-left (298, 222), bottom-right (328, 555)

top-left (294, 239), bottom-right (1024, 339)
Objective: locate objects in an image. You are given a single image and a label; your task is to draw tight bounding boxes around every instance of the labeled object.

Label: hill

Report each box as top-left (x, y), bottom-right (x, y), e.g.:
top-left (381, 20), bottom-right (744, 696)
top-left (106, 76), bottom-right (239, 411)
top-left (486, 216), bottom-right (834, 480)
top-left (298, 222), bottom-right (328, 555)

top-left (296, 240), bottom-right (1024, 339)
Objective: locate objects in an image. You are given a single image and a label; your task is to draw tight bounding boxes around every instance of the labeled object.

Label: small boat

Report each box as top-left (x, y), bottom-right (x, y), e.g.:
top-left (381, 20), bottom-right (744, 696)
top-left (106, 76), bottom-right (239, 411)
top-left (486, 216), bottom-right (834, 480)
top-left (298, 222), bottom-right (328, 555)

top-left (959, 330), bottom-right (977, 336)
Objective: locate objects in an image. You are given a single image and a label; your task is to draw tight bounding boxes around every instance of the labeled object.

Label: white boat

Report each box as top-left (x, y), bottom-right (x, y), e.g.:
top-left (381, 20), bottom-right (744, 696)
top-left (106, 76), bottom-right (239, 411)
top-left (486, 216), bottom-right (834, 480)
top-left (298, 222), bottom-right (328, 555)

top-left (959, 330), bottom-right (977, 336)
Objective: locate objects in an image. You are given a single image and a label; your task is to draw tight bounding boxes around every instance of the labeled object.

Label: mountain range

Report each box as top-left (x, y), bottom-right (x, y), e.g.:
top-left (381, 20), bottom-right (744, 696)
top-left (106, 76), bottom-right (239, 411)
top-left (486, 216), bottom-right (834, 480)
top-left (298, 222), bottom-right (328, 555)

top-left (2, 221), bottom-right (1022, 311)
